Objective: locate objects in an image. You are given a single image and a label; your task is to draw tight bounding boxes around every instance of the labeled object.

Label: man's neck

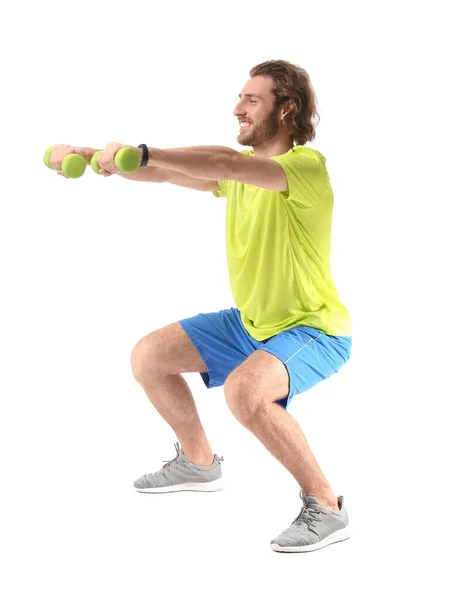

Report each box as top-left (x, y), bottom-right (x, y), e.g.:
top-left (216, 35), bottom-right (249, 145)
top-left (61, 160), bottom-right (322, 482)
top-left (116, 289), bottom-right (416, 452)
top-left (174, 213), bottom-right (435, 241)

top-left (252, 137), bottom-right (295, 158)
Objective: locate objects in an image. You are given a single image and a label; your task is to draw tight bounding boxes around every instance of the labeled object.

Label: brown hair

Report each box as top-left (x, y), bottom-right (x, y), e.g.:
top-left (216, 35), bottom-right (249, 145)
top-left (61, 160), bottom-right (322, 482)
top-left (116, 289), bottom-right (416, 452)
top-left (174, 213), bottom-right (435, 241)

top-left (249, 59), bottom-right (320, 146)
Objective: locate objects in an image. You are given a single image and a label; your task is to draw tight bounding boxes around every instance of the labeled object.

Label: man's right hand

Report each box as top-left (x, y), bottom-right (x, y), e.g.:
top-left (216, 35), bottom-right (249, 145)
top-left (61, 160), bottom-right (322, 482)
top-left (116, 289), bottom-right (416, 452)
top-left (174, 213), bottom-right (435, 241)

top-left (49, 145), bottom-right (94, 178)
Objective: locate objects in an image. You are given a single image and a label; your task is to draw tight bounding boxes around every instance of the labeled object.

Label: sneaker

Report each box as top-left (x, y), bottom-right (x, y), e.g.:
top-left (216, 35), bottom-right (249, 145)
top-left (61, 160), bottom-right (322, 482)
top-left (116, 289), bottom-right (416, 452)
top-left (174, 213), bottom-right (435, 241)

top-left (270, 490), bottom-right (351, 553)
top-left (134, 441), bottom-right (224, 493)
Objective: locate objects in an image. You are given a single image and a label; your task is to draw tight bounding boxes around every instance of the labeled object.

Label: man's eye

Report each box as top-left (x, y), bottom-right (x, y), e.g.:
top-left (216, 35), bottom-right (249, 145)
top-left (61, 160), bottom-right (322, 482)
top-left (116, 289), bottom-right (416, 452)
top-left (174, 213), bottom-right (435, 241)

top-left (250, 100), bottom-right (257, 104)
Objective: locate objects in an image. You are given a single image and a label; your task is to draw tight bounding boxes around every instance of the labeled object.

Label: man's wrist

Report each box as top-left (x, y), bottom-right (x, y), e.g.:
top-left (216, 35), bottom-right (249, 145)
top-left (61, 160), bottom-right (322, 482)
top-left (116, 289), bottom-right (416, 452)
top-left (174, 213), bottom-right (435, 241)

top-left (137, 144), bottom-right (149, 167)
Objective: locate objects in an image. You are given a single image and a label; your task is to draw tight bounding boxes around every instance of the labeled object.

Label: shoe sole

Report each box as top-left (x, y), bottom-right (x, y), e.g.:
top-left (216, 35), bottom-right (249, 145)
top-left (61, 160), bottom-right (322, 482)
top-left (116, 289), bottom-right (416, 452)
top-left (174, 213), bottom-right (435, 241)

top-left (135, 478), bottom-right (224, 494)
top-left (270, 526), bottom-right (351, 553)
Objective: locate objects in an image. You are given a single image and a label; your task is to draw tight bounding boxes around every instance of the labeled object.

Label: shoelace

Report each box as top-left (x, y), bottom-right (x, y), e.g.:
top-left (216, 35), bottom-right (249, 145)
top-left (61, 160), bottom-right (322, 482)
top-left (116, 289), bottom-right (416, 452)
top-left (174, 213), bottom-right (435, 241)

top-left (293, 492), bottom-right (327, 530)
top-left (293, 505), bottom-right (326, 530)
top-left (162, 442), bottom-right (183, 469)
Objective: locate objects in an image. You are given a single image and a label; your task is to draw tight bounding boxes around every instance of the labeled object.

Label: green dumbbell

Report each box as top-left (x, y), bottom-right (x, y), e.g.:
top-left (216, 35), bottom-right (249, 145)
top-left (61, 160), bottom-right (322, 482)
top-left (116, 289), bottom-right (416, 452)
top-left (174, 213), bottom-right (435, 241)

top-left (43, 147), bottom-right (86, 179)
top-left (90, 147), bottom-right (141, 174)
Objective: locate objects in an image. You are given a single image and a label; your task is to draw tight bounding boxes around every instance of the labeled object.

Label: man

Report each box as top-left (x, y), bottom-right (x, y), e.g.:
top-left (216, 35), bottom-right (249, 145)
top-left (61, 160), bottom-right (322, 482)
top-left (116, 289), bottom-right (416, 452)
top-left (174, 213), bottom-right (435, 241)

top-left (51, 60), bottom-right (352, 553)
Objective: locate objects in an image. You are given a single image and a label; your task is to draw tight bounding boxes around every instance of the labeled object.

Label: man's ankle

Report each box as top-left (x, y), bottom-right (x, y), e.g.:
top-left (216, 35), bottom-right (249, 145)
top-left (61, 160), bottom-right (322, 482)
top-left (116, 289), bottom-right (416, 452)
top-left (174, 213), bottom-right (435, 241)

top-left (184, 452), bottom-right (214, 466)
top-left (307, 492), bottom-right (339, 511)
top-left (320, 497), bottom-right (339, 511)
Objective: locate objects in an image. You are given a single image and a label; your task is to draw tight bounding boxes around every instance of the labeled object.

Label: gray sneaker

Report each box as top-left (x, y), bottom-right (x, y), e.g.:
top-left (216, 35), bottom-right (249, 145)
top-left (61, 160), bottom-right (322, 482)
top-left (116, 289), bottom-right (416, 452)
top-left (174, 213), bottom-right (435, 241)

top-left (270, 490), bottom-right (351, 552)
top-left (134, 442), bottom-right (224, 493)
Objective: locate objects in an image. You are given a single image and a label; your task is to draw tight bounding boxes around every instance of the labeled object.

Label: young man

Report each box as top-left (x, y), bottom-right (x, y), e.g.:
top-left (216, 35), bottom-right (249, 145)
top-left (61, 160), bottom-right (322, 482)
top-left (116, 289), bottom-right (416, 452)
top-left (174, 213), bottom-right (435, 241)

top-left (51, 60), bottom-right (352, 553)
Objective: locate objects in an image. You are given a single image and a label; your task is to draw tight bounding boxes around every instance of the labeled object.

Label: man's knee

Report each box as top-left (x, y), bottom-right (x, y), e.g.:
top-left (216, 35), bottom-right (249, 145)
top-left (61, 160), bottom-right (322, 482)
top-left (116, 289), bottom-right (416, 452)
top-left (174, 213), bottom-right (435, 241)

top-left (130, 333), bottom-right (158, 382)
top-left (130, 322), bottom-right (207, 382)
top-left (224, 371), bottom-right (264, 424)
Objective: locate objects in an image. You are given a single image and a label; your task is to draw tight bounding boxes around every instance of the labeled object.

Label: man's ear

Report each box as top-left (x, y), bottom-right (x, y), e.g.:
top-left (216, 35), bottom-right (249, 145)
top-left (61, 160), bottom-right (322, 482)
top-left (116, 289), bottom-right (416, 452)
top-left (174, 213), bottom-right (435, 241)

top-left (283, 100), bottom-right (295, 118)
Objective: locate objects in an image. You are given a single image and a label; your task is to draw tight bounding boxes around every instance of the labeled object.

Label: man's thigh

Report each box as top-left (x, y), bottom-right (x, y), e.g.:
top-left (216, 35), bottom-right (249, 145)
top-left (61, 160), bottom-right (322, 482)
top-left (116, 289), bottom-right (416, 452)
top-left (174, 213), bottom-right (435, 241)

top-left (131, 321), bottom-right (208, 376)
top-left (179, 307), bottom-right (257, 389)
top-left (261, 326), bottom-right (352, 409)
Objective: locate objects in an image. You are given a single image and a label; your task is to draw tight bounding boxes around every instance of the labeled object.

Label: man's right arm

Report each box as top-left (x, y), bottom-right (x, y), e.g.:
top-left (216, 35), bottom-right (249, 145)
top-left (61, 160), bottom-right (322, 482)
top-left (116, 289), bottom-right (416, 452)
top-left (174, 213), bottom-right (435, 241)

top-left (82, 148), bottom-right (220, 192)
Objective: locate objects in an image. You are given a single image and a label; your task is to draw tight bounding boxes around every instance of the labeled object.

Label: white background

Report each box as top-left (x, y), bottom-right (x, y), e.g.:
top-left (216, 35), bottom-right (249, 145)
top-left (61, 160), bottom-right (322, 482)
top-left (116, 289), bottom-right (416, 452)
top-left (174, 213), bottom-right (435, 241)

top-left (1, 0), bottom-right (448, 598)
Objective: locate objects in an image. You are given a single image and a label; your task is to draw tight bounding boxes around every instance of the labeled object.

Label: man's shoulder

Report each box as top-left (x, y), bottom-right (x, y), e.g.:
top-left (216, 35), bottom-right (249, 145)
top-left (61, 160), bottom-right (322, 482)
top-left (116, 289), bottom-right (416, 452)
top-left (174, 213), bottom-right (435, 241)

top-left (234, 145), bottom-right (325, 159)
top-left (285, 145), bottom-right (327, 163)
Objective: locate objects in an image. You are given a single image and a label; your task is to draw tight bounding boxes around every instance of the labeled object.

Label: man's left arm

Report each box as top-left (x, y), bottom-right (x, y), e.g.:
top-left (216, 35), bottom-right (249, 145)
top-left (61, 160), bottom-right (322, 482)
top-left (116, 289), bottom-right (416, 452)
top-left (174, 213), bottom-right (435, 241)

top-left (145, 146), bottom-right (288, 192)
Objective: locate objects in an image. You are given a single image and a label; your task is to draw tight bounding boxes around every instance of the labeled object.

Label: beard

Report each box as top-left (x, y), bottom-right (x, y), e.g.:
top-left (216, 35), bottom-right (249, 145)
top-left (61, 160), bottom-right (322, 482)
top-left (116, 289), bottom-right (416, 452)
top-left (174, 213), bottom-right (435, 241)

top-left (237, 109), bottom-right (280, 147)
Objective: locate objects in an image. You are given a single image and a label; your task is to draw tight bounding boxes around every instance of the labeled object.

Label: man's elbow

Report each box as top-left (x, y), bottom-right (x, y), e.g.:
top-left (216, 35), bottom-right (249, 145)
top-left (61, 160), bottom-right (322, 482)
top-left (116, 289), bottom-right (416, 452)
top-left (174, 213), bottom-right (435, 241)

top-left (223, 148), bottom-right (240, 180)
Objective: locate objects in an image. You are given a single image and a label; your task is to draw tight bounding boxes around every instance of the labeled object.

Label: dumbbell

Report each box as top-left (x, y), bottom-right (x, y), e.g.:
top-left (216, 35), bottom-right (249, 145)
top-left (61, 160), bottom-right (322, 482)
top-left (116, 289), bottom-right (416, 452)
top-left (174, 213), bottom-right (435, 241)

top-left (43, 146), bottom-right (141, 178)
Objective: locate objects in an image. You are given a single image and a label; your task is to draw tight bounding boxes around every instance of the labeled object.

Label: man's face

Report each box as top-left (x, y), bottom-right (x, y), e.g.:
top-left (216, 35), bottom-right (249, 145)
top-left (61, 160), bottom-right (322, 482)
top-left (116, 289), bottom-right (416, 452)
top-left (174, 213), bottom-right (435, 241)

top-left (233, 75), bottom-right (281, 147)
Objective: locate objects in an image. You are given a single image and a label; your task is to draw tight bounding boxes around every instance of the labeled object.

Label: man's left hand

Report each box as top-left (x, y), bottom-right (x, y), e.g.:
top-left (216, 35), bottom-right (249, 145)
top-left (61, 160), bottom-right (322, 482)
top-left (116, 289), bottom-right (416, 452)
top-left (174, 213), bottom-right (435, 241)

top-left (96, 142), bottom-right (143, 176)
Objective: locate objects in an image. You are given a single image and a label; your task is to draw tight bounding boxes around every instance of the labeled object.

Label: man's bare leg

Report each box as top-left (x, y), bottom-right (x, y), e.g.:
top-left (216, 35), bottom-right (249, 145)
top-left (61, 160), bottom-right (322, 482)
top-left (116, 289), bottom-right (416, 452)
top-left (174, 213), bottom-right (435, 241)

top-left (224, 350), bottom-right (339, 510)
top-left (239, 399), bottom-right (339, 509)
top-left (131, 323), bottom-right (214, 466)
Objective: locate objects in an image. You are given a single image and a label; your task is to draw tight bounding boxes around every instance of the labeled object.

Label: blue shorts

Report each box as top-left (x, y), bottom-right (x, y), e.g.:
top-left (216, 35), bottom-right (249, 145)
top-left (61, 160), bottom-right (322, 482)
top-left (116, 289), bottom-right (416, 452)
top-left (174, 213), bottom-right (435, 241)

top-left (179, 307), bottom-right (352, 410)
